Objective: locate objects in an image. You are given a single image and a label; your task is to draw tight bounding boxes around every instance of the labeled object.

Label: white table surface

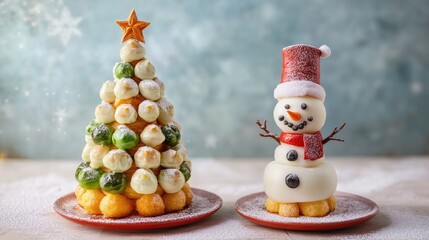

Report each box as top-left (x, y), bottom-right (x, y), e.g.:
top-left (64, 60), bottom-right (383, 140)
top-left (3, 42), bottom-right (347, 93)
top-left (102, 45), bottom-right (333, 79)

top-left (1, 157), bottom-right (429, 240)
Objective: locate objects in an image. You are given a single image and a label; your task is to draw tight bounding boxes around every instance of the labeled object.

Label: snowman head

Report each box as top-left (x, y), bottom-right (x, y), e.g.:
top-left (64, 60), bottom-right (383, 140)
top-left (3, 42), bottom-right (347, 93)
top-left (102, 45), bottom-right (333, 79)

top-left (273, 96), bottom-right (326, 133)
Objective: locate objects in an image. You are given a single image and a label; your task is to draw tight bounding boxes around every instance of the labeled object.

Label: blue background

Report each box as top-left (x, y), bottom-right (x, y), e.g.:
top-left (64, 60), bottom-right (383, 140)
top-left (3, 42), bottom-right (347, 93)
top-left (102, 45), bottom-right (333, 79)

top-left (0, 0), bottom-right (428, 159)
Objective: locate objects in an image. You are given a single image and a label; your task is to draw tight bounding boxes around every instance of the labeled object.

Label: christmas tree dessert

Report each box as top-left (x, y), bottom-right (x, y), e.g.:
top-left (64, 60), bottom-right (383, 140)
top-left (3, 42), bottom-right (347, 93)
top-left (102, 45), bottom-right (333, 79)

top-left (257, 44), bottom-right (345, 217)
top-left (74, 9), bottom-right (193, 218)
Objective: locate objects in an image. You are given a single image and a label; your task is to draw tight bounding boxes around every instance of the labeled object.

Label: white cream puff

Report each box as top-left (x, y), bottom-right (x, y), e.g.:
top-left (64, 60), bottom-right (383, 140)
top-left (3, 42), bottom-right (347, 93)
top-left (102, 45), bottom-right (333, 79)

top-left (160, 149), bottom-right (183, 168)
top-left (94, 102), bottom-right (115, 124)
top-left (89, 145), bottom-right (110, 169)
top-left (99, 80), bottom-right (116, 103)
top-left (139, 80), bottom-right (161, 101)
top-left (130, 168), bottom-right (158, 194)
top-left (157, 98), bottom-right (174, 125)
top-left (102, 149), bottom-right (133, 173)
top-left (120, 39), bottom-right (146, 62)
top-left (172, 120), bottom-right (182, 131)
top-left (153, 77), bottom-right (165, 98)
top-left (140, 124), bottom-right (165, 147)
top-left (137, 100), bottom-right (159, 122)
top-left (134, 59), bottom-right (155, 80)
top-left (113, 78), bottom-right (139, 100)
top-left (81, 142), bottom-right (94, 162)
top-left (85, 134), bottom-right (94, 144)
top-left (175, 143), bottom-right (188, 160)
top-left (134, 146), bottom-right (161, 169)
top-left (158, 169), bottom-right (185, 193)
top-left (114, 104), bottom-right (138, 124)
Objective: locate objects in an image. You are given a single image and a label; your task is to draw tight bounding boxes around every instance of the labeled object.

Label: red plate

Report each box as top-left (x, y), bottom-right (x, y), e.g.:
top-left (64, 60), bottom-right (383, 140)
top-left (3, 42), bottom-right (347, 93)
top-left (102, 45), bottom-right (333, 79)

top-left (235, 191), bottom-right (378, 231)
top-left (53, 188), bottom-right (222, 231)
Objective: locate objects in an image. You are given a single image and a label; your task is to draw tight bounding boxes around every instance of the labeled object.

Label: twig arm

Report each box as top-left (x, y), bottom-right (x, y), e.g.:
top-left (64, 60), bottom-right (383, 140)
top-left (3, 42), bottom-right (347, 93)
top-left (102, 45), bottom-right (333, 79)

top-left (322, 123), bottom-right (346, 145)
top-left (256, 120), bottom-right (280, 144)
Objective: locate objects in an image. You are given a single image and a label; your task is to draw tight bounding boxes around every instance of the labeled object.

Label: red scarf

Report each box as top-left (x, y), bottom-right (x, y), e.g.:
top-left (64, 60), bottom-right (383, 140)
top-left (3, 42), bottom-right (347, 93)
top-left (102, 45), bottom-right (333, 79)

top-left (279, 131), bottom-right (324, 160)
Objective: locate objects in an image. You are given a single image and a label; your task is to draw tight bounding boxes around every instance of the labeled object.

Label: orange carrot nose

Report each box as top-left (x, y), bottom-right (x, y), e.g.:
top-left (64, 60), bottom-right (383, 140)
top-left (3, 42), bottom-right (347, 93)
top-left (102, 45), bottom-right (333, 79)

top-left (287, 111), bottom-right (301, 121)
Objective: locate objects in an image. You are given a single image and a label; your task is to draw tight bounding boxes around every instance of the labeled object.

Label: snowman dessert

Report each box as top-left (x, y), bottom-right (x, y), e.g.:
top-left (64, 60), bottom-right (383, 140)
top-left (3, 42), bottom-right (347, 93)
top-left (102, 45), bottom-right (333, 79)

top-left (257, 44), bottom-right (345, 217)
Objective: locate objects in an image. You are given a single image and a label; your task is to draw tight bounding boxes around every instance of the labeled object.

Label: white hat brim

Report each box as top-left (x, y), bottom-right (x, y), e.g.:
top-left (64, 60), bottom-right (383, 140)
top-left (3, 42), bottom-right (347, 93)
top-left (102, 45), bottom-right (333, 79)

top-left (274, 80), bottom-right (326, 102)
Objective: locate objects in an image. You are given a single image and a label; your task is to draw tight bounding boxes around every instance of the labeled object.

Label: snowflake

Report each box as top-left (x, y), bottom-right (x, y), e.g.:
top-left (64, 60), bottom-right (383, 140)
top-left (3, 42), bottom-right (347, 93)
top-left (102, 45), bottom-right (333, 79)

top-left (54, 108), bottom-right (67, 122)
top-left (47, 7), bottom-right (82, 45)
top-left (29, 2), bottom-right (43, 15)
top-left (410, 81), bottom-right (423, 95)
top-left (205, 134), bottom-right (218, 149)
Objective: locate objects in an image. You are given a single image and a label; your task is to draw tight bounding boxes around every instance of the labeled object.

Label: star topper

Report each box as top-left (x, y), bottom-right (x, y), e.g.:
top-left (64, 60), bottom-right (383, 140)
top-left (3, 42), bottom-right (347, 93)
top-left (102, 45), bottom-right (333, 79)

top-left (116, 9), bottom-right (150, 43)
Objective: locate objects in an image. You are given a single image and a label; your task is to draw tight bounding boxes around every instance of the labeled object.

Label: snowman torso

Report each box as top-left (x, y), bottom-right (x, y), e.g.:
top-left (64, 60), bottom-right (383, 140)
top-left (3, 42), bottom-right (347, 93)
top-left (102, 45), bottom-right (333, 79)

top-left (263, 96), bottom-right (337, 203)
top-left (263, 160), bottom-right (337, 203)
top-left (274, 143), bottom-right (324, 167)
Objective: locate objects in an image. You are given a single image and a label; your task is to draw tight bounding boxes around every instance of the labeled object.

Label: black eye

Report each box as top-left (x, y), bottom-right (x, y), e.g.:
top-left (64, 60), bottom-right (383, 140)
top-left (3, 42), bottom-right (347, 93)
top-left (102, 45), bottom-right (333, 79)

top-left (308, 116), bottom-right (313, 122)
top-left (301, 103), bottom-right (307, 110)
top-left (284, 104), bottom-right (290, 109)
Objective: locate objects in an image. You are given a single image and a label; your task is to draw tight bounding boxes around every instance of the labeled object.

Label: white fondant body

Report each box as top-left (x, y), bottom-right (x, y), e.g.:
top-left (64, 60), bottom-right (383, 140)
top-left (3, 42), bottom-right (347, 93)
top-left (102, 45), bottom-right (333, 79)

top-left (274, 143), bottom-right (324, 167)
top-left (273, 97), bottom-right (326, 134)
top-left (263, 160), bottom-right (337, 203)
top-left (263, 95), bottom-right (337, 203)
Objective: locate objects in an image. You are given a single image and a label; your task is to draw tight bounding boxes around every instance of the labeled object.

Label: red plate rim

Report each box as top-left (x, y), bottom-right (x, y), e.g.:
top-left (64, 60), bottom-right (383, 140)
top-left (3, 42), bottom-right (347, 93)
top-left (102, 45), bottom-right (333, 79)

top-left (53, 188), bottom-right (222, 231)
top-left (235, 191), bottom-right (378, 231)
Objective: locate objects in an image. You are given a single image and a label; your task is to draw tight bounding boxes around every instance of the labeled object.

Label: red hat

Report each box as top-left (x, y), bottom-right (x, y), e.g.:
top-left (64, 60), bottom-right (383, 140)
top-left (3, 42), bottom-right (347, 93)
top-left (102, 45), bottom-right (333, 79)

top-left (274, 44), bottom-right (331, 102)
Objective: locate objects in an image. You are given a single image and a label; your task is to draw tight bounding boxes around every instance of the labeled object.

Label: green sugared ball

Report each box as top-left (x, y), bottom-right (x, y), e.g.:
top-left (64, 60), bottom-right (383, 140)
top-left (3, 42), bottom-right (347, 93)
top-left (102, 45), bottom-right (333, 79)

top-left (112, 125), bottom-right (139, 150)
top-left (77, 167), bottom-right (104, 189)
top-left (99, 172), bottom-right (127, 194)
top-left (92, 123), bottom-right (114, 146)
top-left (75, 162), bottom-right (90, 181)
top-left (161, 124), bottom-right (181, 147)
top-left (179, 161), bottom-right (191, 182)
top-left (85, 119), bottom-right (101, 136)
top-left (113, 62), bottom-right (134, 79)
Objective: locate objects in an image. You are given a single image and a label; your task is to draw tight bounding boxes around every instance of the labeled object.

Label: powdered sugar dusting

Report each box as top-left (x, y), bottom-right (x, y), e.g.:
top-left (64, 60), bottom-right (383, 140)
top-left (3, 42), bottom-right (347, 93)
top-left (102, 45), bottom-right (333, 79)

top-left (54, 188), bottom-right (222, 227)
top-left (236, 192), bottom-right (377, 226)
top-left (303, 131), bottom-right (324, 160)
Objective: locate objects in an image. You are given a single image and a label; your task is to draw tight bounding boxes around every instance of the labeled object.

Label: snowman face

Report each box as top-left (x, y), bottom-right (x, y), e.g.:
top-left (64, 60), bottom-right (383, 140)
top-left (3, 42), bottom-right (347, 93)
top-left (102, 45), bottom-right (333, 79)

top-left (273, 96), bottom-right (326, 133)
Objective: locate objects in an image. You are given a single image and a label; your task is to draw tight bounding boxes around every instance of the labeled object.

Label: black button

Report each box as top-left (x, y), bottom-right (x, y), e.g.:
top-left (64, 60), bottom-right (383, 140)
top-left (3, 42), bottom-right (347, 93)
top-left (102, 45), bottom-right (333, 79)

top-left (286, 150), bottom-right (298, 161)
top-left (285, 174), bottom-right (300, 188)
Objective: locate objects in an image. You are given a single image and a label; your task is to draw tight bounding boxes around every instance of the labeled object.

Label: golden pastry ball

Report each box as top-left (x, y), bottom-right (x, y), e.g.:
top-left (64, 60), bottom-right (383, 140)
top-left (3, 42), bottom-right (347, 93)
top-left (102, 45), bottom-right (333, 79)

top-left (154, 184), bottom-right (165, 195)
top-left (279, 203), bottom-right (299, 217)
top-left (80, 189), bottom-right (105, 215)
top-left (113, 94), bottom-right (145, 112)
top-left (124, 163), bottom-right (138, 180)
top-left (265, 198), bottom-right (279, 213)
top-left (100, 194), bottom-right (134, 218)
top-left (135, 194), bottom-right (165, 217)
top-left (162, 190), bottom-right (186, 213)
top-left (181, 183), bottom-right (193, 206)
top-left (75, 186), bottom-right (87, 206)
top-left (123, 183), bottom-right (142, 199)
top-left (298, 200), bottom-right (329, 217)
top-left (326, 196), bottom-right (336, 211)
